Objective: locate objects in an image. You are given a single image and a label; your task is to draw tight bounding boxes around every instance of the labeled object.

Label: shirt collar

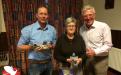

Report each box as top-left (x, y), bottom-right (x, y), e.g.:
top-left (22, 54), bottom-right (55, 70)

top-left (64, 33), bottom-right (77, 42)
top-left (84, 20), bottom-right (96, 30)
top-left (36, 21), bottom-right (48, 31)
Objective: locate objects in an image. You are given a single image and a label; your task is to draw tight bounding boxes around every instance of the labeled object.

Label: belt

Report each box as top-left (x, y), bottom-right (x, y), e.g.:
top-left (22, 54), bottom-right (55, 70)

top-left (29, 59), bottom-right (51, 64)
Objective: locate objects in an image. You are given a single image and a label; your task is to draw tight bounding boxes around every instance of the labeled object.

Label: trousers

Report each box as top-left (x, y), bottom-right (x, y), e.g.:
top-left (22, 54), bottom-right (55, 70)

top-left (83, 56), bottom-right (108, 75)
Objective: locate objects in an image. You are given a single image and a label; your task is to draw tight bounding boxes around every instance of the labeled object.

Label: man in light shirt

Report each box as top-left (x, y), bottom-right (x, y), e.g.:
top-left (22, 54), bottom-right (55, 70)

top-left (80, 5), bottom-right (112, 75)
top-left (17, 5), bottom-right (56, 75)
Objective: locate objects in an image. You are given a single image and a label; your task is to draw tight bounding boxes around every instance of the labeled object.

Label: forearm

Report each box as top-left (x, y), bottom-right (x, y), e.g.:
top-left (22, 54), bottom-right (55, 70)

top-left (17, 45), bottom-right (32, 51)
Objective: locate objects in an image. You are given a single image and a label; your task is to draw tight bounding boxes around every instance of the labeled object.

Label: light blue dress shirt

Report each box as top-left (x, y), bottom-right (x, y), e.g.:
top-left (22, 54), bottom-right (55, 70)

top-left (18, 21), bottom-right (56, 60)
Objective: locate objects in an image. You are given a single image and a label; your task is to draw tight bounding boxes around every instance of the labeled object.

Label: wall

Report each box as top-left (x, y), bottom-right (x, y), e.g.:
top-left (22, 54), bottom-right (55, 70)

top-left (84, 0), bottom-right (121, 30)
top-left (0, 0), bottom-right (6, 33)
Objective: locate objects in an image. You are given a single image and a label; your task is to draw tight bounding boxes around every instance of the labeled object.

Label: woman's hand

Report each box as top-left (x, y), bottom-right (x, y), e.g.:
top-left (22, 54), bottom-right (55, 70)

top-left (66, 58), bottom-right (73, 63)
top-left (67, 57), bottom-right (82, 65)
top-left (75, 58), bottom-right (82, 65)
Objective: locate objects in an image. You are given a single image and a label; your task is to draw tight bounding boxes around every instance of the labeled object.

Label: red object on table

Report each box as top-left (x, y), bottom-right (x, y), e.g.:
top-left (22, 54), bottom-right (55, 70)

top-left (2, 67), bottom-right (21, 75)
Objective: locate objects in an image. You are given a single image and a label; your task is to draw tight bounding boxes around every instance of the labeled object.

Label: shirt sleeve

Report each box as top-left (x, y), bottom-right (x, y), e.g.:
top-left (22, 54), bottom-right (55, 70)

top-left (17, 26), bottom-right (31, 46)
top-left (54, 37), bottom-right (67, 62)
top-left (52, 28), bottom-right (57, 45)
top-left (94, 24), bottom-right (113, 55)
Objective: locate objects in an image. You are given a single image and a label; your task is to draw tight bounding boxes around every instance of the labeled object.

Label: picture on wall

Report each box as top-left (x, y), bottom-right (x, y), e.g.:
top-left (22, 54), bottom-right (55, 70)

top-left (105, 0), bottom-right (114, 9)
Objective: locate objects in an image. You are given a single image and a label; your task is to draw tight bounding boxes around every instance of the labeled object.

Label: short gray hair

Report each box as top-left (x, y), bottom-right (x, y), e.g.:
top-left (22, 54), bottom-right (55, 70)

top-left (65, 17), bottom-right (77, 26)
top-left (82, 5), bottom-right (96, 15)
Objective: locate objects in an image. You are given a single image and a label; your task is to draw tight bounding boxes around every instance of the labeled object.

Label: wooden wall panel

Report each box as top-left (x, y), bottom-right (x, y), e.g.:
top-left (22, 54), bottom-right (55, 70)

top-left (111, 30), bottom-right (121, 49)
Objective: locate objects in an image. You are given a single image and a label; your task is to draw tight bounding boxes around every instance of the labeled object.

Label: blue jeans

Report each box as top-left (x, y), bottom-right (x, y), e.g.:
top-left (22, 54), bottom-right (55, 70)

top-left (29, 62), bottom-right (52, 75)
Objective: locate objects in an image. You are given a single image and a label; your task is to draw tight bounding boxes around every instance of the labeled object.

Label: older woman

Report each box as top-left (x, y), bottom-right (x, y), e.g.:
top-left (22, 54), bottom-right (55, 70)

top-left (54, 17), bottom-right (87, 75)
